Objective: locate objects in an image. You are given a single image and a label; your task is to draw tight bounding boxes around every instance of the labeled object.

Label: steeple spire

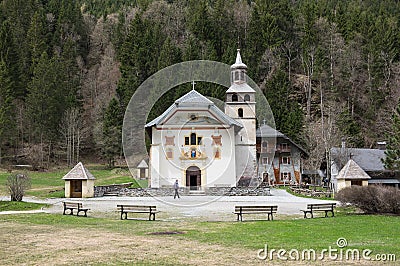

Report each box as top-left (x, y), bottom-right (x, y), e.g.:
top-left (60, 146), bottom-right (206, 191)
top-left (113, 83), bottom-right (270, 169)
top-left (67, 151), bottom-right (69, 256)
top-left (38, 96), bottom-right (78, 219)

top-left (235, 49), bottom-right (243, 65)
top-left (230, 49), bottom-right (247, 84)
top-left (231, 49), bottom-right (247, 70)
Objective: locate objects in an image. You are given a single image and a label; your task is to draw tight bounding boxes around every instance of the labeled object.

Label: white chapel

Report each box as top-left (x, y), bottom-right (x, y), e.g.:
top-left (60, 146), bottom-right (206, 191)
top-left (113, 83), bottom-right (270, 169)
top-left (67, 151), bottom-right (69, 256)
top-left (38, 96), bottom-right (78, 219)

top-left (145, 50), bottom-right (257, 190)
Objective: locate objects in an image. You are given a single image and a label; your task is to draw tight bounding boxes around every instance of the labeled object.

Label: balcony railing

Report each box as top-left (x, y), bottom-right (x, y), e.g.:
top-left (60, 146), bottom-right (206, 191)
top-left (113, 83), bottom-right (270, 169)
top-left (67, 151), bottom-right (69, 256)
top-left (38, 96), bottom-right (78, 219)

top-left (276, 147), bottom-right (291, 153)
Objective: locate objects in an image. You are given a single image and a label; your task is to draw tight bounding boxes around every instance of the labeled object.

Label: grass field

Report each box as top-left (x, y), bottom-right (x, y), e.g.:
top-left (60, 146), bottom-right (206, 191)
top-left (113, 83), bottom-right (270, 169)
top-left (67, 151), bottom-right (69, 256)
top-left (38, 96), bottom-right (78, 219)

top-left (0, 201), bottom-right (48, 211)
top-left (0, 166), bottom-right (147, 198)
top-left (0, 212), bottom-right (398, 265)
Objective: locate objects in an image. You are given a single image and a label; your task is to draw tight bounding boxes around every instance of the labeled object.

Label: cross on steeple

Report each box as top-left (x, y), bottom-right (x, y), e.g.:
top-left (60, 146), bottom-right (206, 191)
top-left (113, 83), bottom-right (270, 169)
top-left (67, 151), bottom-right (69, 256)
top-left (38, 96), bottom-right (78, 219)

top-left (192, 81), bottom-right (196, 90)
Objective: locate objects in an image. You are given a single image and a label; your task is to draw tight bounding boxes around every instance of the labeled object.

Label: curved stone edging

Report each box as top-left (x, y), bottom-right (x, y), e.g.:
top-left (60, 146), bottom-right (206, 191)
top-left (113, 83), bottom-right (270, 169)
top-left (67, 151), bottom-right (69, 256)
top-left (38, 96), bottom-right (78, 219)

top-left (94, 185), bottom-right (272, 197)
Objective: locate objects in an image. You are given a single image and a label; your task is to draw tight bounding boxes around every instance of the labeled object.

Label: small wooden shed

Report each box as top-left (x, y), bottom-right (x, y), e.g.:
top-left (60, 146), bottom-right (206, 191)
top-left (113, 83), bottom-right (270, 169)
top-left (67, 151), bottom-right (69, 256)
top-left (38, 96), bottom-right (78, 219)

top-left (336, 159), bottom-right (371, 192)
top-left (137, 159), bottom-right (149, 179)
top-left (62, 162), bottom-right (96, 198)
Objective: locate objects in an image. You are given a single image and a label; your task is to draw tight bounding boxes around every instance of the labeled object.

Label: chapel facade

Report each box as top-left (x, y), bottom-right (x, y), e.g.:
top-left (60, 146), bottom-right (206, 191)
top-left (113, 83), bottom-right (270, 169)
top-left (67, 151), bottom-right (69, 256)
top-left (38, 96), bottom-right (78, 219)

top-left (145, 50), bottom-right (258, 189)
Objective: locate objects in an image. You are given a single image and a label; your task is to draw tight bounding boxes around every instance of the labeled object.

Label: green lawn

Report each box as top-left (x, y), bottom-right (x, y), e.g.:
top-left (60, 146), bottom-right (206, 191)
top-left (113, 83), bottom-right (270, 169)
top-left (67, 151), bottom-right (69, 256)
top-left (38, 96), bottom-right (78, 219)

top-left (0, 212), bottom-right (398, 264)
top-left (0, 201), bottom-right (48, 211)
top-left (0, 166), bottom-right (147, 198)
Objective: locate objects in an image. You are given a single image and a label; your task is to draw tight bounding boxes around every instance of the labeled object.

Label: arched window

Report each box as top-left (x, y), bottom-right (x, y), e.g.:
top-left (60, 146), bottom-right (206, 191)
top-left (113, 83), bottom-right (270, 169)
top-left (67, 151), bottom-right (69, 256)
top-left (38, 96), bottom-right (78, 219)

top-left (238, 108), bottom-right (243, 118)
top-left (190, 133), bottom-right (197, 145)
top-left (262, 141), bottom-right (268, 148)
top-left (235, 71), bottom-right (240, 81)
top-left (232, 93), bottom-right (238, 102)
top-left (214, 148), bottom-right (221, 159)
top-left (240, 71), bottom-right (245, 82)
top-left (244, 94), bottom-right (250, 102)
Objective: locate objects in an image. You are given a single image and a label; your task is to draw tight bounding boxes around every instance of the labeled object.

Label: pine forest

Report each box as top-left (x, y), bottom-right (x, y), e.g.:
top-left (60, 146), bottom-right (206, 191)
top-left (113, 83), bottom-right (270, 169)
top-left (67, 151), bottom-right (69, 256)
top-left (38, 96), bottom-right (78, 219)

top-left (0, 0), bottom-right (400, 170)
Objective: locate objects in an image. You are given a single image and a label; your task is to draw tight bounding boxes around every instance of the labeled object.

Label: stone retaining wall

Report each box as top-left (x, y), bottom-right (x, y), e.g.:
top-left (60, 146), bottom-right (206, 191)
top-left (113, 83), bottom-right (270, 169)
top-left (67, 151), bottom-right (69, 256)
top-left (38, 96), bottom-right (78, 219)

top-left (94, 185), bottom-right (272, 197)
top-left (94, 183), bottom-right (133, 197)
top-left (289, 187), bottom-right (332, 198)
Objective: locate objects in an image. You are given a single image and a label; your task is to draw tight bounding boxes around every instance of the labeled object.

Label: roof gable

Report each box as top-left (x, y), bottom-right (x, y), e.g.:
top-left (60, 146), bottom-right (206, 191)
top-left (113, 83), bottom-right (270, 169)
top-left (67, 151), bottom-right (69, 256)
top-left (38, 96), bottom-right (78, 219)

top-left (336, 159), bottom-right (371, 180)
top-left (175, 90), bottom-right (213, 105)
top-left (226, 83), bottom-right (255, 93)
top-left (163, 111), bottom-right (225, 126)
top-left (145, 90), bottom-right (242, 129)
top-left (256, 124), bottom-right (308, 156)
top-left (137, 159), bottom-right (148, 168)
top-left (62, 162), bottom-right (96, 180)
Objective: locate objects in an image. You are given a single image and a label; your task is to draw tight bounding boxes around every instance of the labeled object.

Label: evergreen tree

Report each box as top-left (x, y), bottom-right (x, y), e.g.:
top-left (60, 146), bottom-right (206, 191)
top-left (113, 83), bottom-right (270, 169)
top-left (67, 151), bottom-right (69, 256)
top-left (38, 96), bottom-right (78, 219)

top-left (0, 20), bottom-right (22, 98)
top-left (187, 1), bottom-right (212, 43)
top-left (0, 59), bottom-right (15, 162)
top-left (157, 37), bottom-right (182, 70)
top-left (383, 103), bottom-right (400, 171)
top-left (336, 110), bottom-right (365, 147)
top-left (27, 10), bottom-right (47, 69)
top-left (264, 70), bottom-right (304, 144)
top-left (1, 0), bottom-right (37, 98)
top-left (59, 39), bottom-right (81, 107)
top-left (182, 34), bottom-right (201, 61)
top-left (246, 0), bottom-right (285, 80)
top-left (102, 98), bottom-right (123, 168)
top-left (54, 0), bottom-right (88, 58)
top-left (26, 52), bottom-right (65, 142)
top-left (117, 14), bottom-right (165, 109)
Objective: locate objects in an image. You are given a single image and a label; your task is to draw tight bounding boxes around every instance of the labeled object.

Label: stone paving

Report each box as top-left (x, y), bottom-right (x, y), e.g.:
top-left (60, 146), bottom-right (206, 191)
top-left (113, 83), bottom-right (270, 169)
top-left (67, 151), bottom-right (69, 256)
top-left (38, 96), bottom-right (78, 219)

top-left (1, 189), bottom-right (338, 221)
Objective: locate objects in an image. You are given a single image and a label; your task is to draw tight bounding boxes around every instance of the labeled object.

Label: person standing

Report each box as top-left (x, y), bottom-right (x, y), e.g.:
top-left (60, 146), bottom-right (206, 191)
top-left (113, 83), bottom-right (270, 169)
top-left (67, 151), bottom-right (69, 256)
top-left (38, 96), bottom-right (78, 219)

top-left (173, 179), bottom-right (180, 199)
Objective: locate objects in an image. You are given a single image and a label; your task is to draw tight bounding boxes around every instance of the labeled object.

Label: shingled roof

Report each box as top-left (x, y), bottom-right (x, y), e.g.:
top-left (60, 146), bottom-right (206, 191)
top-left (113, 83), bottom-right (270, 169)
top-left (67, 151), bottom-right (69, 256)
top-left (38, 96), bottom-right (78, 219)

top-left (137, 159), bottom-right (148, 169)
top-left (62, 162), bottom-right (96, 180)
top-left (145, 90), bottom-right (242, 128)
top-left (330, 147), bottom-right (386, 172)
top-left (336, 159), bottom-right (371, 180)
top-left (256, 123), bottom-right (308, 156)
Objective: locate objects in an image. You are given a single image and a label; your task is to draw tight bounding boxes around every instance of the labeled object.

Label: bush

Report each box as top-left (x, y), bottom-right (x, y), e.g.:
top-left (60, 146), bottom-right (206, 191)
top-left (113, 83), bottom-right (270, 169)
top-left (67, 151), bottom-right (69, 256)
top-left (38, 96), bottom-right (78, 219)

top-left (336, 186), bottom-right (400, 214)
top-left (6, 173), bottom-right (31, 201)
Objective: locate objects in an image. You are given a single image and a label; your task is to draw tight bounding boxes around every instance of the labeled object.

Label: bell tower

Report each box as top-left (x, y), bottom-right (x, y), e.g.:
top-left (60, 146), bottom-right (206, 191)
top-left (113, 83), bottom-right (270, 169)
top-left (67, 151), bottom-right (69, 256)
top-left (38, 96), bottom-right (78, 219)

top-left (225, 49), bottom-right (257, 185)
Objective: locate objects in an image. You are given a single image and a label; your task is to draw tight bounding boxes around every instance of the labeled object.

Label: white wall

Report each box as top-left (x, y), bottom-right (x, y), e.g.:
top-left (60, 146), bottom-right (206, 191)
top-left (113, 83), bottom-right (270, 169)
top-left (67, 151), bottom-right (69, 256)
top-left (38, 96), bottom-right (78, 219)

top-left (149, 126), bottom-right (237, 188)
top-left (64, 180), bottom-right (71, 198)
top-left (149, 128), bottom-right (160, 188)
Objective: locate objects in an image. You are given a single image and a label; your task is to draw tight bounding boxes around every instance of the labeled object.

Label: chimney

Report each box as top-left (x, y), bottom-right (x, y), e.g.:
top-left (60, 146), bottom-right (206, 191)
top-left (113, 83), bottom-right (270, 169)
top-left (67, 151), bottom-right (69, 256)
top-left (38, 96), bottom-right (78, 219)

top-left (341, 138), bottom-right (346, 149)
top-left (376, 141), bottom-right (387, 150)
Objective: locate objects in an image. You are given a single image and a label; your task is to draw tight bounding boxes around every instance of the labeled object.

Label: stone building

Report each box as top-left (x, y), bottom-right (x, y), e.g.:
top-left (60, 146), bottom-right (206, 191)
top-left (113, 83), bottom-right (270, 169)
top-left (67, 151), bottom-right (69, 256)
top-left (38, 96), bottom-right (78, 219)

top-left (256, 123), bottom-right (308, 186)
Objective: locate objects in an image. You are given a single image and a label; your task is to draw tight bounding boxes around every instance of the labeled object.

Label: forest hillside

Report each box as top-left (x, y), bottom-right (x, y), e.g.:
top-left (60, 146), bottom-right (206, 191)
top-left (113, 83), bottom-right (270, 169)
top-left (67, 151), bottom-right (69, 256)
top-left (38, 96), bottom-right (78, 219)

top-left (0, 0), bottom-right (400, 170)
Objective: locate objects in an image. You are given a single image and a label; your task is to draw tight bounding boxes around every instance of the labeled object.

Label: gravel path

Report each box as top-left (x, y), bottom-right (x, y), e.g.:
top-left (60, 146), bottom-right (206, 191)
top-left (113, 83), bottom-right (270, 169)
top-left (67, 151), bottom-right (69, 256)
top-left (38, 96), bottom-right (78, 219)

top-left (1, 189), bottom-right (337, 221)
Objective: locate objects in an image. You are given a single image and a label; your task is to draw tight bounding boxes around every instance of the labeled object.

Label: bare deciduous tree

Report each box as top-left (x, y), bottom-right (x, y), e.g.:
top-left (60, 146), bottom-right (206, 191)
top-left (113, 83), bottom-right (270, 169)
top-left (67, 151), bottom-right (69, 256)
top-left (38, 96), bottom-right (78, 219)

top-left (7, 173), bottom-right (31, 201)
top-left (60, 108), bottom-right (87, 166)
top-left (304, 105), bottom-right (343, 177)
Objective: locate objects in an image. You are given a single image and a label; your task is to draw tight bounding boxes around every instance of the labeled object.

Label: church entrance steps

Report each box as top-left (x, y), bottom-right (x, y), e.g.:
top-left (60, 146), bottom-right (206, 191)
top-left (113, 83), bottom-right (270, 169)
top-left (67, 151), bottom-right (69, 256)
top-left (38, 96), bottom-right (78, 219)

top-left (103, 191), bottom-right (119, 197)
top-left (259, 181), bottom-right (270, 188)
top-left (188, 190), bottom-right (206, 196)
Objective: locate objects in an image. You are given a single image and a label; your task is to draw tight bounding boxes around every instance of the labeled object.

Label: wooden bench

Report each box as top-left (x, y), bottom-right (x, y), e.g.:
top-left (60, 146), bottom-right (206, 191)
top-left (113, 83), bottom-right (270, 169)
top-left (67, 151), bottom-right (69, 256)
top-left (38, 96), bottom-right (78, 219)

top-left (301, 203), bottom-right (336, 218)
top-left (63, 202), bottom-right (89, 217)
top-left (117, 205), bottom-right (159, 221)
top-left (234, 205), bottom-right (278, 221)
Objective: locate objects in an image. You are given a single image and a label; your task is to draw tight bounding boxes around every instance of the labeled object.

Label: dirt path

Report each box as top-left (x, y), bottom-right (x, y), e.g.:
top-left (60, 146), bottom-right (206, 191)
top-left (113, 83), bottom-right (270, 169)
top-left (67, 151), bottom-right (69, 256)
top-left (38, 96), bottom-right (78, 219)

top-left (0, 222), bottom-right (264, 266)
top-left (0, 209), bottom-right (45, 215)
top-left (2, 189), bottom-right (337, 221)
